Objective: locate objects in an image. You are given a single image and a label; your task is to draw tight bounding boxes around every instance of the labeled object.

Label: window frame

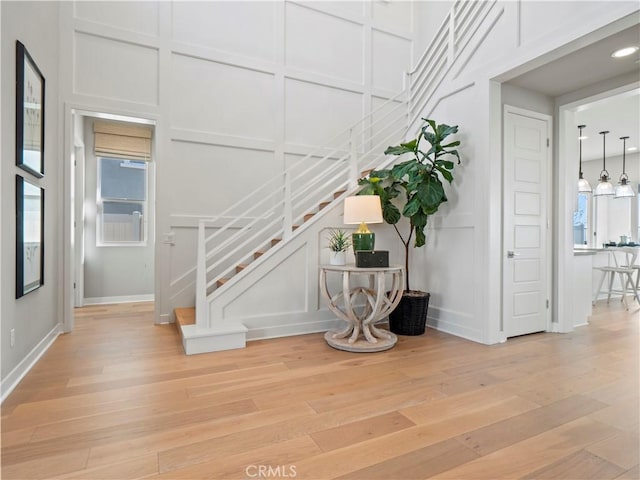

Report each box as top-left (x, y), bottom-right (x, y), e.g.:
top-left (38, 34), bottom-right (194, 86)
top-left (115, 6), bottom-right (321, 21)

top-left (96, 156), bottom-right (148, 247)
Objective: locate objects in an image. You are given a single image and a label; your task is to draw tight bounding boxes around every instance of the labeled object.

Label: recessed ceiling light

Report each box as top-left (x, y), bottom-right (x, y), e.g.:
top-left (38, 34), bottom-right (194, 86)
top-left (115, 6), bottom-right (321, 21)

top-left (578, 135), bottom-right (588, 140)
top-left (611, 46), bottom-right (639, 58)
top-left (628, 146), bottom-right (638, 152)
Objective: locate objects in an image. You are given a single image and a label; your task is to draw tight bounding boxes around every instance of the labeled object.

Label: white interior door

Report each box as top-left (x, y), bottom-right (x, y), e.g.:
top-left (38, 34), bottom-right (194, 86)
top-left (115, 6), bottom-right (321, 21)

top-left (503, 106), bottom-right (551, 338)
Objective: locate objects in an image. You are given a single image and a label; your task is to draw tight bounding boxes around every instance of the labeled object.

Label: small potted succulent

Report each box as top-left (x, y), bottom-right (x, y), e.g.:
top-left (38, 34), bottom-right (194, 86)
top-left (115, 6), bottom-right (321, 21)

top-left (327, 229), bottom-right (351, 265)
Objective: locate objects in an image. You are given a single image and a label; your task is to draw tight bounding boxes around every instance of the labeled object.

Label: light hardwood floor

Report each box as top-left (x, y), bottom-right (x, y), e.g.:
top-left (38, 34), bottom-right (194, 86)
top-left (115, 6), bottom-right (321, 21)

top-left (1, 301), bottom-right (638, 479)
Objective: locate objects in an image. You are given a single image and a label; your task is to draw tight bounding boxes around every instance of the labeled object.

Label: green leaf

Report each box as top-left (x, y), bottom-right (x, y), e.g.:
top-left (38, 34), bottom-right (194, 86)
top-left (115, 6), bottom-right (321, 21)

top-left (434, 165), bottom-right (453, 183)
top-left (358, 183), bottom-right (375, 195)
top-left (402, 196), bottom-right (421, 218)
top-left (383, 203), bottom-right (401, 224)
top-left (436, 160), bottom-right (454, 170)
top-left (391, 160), bottom-right (418, 181)
top-left (384, 139), bottom-right (417, 156)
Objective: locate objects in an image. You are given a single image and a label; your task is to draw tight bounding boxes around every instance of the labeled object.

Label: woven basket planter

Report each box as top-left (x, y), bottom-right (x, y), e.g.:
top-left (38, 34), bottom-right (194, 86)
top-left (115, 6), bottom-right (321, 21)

top-left (389, 291), bottom-right (430, 336)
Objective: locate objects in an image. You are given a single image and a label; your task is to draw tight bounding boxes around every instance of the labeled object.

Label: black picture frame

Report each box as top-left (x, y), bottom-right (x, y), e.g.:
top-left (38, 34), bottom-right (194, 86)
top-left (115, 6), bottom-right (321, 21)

top-left (16, 175), bottom-right (44, 298)
top-left (16, 40), bottom-right (45, 178)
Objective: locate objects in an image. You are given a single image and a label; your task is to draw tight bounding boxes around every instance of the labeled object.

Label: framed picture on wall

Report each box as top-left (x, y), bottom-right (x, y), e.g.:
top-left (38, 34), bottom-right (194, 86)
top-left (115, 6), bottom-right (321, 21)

top-left (16, 175), bottom-right (44, 298)
top-left (16, 40), bottom-right (45, 178)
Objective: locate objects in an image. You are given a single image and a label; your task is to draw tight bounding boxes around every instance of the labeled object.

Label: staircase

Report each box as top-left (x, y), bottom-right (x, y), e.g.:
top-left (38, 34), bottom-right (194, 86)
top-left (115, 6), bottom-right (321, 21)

top-left (176, 0), bottom-right (498, 354)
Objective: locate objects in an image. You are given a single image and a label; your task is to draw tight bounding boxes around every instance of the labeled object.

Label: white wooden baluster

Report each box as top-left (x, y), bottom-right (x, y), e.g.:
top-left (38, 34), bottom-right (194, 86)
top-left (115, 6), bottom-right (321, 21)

top-left (448, 10), bottom-right (455, 65)
top-left (283, 170), bottom-right (293, 240)
top-left (349, 127), bottom-right (359, 188)
top-left (195, 220), bottom-right (209, 328)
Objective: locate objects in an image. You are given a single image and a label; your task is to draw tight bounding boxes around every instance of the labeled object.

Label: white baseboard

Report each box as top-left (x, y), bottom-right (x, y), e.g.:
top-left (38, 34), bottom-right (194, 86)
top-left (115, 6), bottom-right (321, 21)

top-left (83, 294), bottom-right (154, 305)
top-left (426, 306), bottom-right (484, 344)
top-left (1, 323), bottom-right (62, 404)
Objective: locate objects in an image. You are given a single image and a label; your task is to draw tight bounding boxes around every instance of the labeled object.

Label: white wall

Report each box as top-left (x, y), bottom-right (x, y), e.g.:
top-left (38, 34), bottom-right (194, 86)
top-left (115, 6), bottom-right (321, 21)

top-left (82, 117), bottom-right (155, 302)
top-left (1, 1), bottom-right (61, 387)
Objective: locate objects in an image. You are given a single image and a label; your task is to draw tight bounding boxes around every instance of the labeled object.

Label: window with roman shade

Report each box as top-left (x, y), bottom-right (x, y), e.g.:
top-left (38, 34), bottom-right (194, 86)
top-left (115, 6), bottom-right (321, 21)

top-left (94, 121), bottom-right (152, 245)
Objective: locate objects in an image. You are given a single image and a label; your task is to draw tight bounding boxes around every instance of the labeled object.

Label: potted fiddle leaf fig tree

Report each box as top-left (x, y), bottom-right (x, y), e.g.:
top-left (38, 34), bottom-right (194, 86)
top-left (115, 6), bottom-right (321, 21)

top-left (358, 118), bottom-right (461, 335)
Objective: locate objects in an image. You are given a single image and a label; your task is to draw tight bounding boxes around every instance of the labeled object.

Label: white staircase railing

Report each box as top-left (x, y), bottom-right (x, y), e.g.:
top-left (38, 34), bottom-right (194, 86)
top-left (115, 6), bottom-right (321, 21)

top-left (193, 0), bottom-right (496, 329)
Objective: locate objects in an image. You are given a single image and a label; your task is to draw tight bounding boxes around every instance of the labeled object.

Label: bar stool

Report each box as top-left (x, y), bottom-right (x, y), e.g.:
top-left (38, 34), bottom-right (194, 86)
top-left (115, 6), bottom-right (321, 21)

top-left (592, 247), bottom-right (640, 310)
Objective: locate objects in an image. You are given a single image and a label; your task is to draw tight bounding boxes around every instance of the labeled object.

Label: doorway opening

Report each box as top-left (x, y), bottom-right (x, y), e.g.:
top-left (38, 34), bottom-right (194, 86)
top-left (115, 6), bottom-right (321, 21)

top-left (69, 110), bottom-right (156, 328)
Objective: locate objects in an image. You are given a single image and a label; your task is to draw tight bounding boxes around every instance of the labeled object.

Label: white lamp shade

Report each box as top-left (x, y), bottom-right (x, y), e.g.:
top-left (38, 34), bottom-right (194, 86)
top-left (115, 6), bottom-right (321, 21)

top-left (614, 182), bottom-right (635, 198)
top-left (577, 177), bottom-right (592, 193)
top-left (594, 179), bottom-right (615, 196)
top-left (343, 196), bottom-right (383, 224)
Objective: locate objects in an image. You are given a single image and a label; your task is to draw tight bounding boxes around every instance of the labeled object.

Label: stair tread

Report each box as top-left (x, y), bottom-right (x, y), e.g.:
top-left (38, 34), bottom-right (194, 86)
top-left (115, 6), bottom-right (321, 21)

top-left (334, 190), bottom-right (346, 199)
top-left (175, 307), bottom-right (196, 327)
top-left (217, 278), bottom-right (229, 287)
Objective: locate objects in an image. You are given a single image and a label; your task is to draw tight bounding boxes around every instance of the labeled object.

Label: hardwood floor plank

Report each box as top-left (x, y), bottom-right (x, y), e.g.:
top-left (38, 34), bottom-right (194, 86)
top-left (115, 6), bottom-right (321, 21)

top-left (85, 403), bottom-right (316, 469)
top-left (586, 430), bottom-right (640, 470)
top-left (455, 394), bottom-right (608, 456)
top-left (335, 438), bottom-right (478, 480)
top-left (2, 399), bottom-right (256, 466)
top-left (522, 449), bottom-right (625, 479)
top-left (310, 411), bottom-right (415, 452)
top-left (289, 395), bottom-right (540, 479)
top-left (55, 453), bottom-right (158, 480)
top-left (432, 417), bottom-right (621, 480)
top-left (149, 436), bottom-right (321, 480)
top-left (0, 449), bottom-right (90, 480)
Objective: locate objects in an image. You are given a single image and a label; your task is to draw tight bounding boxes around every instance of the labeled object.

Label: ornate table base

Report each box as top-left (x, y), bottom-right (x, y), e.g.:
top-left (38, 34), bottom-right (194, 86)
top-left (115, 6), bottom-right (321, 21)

top-left (320, 266), bottom-right (404, 353)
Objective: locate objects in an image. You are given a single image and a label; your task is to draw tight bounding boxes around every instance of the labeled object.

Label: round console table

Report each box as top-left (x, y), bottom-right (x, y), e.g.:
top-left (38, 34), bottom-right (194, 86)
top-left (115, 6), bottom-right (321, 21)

top-left (319, 265), bottom-right (404, 352)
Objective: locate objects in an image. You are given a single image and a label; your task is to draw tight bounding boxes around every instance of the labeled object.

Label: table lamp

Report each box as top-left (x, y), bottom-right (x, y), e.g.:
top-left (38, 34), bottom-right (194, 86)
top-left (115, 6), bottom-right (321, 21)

top-left (343, 195), bottom-right (383, 253)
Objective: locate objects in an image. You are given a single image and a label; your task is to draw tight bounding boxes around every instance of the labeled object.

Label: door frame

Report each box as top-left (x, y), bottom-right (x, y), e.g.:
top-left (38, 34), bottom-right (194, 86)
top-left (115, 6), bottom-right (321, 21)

top-left (555, 82), bottom-right (639, 334)
top-left (502, 105), bottom-right (553, 338)
top-left (62, 104), bottom-right (159, 333)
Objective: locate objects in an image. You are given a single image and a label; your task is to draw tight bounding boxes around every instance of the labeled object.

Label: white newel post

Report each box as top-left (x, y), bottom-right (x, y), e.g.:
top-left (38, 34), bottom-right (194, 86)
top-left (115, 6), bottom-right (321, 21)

top-left (349, 127), bottom-right (358, 188)
top-left (196, 220), bottom-right (209, 328)
top-left (283, 171), bottom-right (293, 240)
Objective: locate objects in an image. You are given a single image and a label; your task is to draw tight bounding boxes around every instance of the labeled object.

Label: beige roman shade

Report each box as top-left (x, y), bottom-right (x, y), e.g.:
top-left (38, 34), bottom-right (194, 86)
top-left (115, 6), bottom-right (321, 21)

top-left (93, 121), bottom-right (153, 161)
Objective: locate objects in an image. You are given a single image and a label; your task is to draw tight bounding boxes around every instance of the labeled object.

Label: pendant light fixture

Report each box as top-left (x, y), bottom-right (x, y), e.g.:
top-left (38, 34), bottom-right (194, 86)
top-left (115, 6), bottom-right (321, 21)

top-left (614, 136), bottom-right (635, 198)
top-left (577, 125), bottom-right (592, 192)
top-left (594, 130), bottom-right (615, 196)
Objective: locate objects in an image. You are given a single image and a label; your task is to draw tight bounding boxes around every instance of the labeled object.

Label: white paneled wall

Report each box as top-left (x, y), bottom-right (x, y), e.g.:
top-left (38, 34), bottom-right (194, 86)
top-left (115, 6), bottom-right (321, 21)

top-left (74, 32), bottom-right (159, 105)
top-left (60, 1), bottom-right (415, 324)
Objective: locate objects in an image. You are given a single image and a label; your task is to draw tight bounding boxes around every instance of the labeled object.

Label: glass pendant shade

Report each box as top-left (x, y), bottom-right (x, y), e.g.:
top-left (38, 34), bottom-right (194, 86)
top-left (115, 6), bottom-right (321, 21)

top-left (594, 176), bottom-right (615, 196)
top-left (578, 176), bottom-right (593, 192)
top-left (594, 130), bottom-right (614, 196)
top-left (577, 125), bottom-right (592, 193)
top-left (614, 136), bottom-right (635, 198)
top-left (615, 180), bottom-right (635, 198)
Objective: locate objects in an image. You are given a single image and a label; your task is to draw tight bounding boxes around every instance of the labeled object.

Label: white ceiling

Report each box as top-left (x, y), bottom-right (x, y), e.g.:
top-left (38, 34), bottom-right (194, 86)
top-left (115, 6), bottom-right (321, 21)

top-left (574, 91), bottom-right (639, 162)
top-left (507, 23), bottom-right (640, 162)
